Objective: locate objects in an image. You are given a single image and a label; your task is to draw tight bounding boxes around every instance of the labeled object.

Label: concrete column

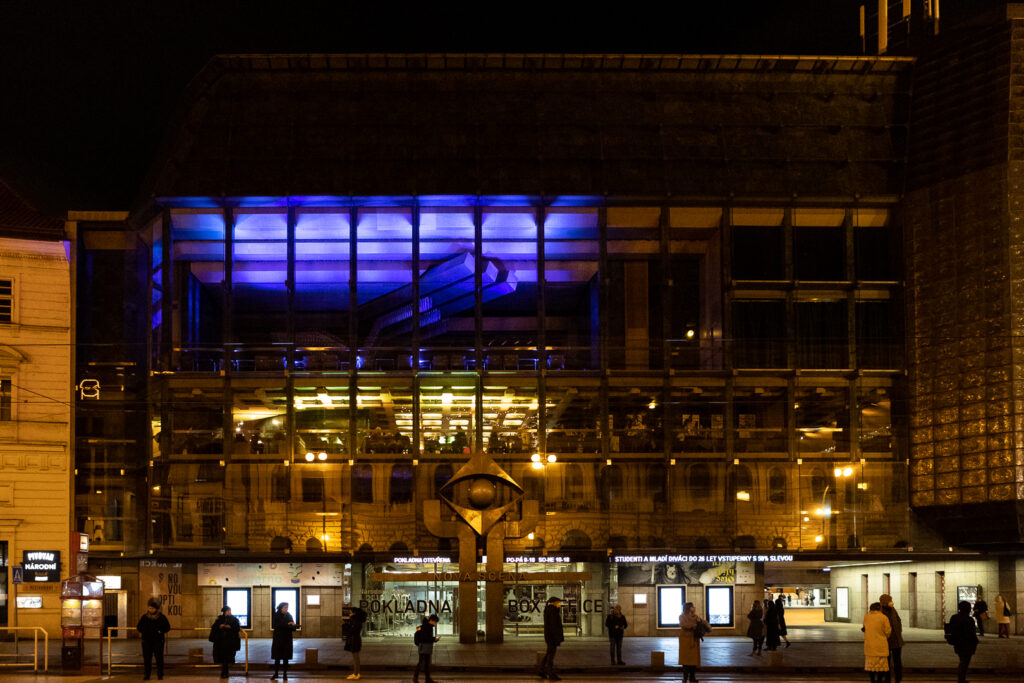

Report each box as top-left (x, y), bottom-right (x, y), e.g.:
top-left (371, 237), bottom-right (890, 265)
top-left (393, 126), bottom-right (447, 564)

top-left (485, 522), bottom-right (505, 643)
top-left (458, 525), bottom-right (477, 643)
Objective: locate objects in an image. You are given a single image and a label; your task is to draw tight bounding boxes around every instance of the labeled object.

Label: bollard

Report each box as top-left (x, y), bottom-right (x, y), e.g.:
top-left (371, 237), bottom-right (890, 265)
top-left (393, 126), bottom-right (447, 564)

top-left (188, 648), bottom-right (204, 664)
top-left (650, 650), bottom-right (665, 671)
top-left (305, 648), bottom-right (319, 666)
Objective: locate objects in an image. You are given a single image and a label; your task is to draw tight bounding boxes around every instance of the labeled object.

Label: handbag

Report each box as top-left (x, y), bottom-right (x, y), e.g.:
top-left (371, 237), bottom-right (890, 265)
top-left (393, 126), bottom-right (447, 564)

top-left (1005, 604), bottom-right (1012, 617)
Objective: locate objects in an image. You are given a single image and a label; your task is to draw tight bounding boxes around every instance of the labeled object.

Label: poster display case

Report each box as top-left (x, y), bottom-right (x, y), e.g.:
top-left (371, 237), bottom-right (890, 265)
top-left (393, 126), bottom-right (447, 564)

top-left (61, 574), bottom-right (104, 671)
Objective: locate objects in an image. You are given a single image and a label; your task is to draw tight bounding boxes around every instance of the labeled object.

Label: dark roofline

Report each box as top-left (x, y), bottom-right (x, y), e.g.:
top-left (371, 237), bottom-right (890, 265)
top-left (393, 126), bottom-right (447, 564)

top-left (0, 175), bottom-right (65, 241)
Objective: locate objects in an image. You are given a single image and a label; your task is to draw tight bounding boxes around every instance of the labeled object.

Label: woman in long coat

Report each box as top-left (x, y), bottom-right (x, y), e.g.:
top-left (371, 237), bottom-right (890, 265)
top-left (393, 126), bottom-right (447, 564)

top-left (995, 594), bottom-right (1012, 638)
top-left (746, 600), bottom-right (764, 655)
top-left (271, 602), bottom-right (297, 680)
top-left (210, 606), bottom-right (241, 679)
top-left (863, 602), bottom-right (892, 683)
top-left (775, 594), bottom-right (791, 647)
top-left (764, 599), bottom-right (781, 650)
top-left (677, 602), bottom-right (706, 683)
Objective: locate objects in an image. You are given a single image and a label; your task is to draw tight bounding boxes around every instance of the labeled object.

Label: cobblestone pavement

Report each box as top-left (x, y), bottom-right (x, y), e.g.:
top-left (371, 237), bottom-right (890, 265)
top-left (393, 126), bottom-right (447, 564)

top-left (2, 624), bottom-right (1020, 677)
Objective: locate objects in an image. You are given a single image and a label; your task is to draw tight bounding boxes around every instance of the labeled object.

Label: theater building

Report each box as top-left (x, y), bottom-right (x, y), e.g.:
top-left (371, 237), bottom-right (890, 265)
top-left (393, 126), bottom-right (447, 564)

top-left (73, 42), bottom-right (1024, 640)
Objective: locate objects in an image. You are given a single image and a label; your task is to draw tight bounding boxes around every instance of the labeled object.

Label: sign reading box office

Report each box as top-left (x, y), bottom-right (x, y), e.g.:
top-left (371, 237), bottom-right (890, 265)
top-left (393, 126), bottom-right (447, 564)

top-left (22, 550), bottom-right (60, 582)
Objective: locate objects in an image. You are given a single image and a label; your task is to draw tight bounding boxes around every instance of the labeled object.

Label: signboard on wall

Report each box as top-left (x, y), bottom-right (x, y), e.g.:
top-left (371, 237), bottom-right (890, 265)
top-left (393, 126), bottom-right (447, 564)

top-left (199, 563), bottom-right (347, 587)
top-left (140, 561), bottom-right (183, 630)
top-left (735, 562), bottom-right (755, 585)
top-left (836, 586), bottom-right (850, 620)
top-left (619, 561), bottom-right (735, 586)
top-left (22, 551), bottom-right (60, 582)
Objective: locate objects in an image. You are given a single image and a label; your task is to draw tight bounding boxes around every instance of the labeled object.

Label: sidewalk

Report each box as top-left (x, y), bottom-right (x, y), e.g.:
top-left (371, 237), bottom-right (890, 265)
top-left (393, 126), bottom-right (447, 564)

top-left (3, 625), bottom-right (1021, 676)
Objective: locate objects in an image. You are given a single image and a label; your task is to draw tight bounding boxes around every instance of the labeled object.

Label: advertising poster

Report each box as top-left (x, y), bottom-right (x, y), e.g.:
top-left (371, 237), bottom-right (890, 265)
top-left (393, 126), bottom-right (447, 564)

top-left (836, 586), bottom-right (849, 620)
top-left (198, 563), bottom-right (347, 586)
top-left (705, 585), bottom-right (734, 627)
top-left (619, 561), bottom-right (735, 586)
top-left (140, 561), bottom-right (184, 630)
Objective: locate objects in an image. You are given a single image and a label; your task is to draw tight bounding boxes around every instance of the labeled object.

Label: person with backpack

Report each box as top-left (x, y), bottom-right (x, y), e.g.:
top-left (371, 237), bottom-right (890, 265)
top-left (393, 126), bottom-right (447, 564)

top-left (413, 614), bottom-right (440, 683)
top-left (343, 606), bottom-right (367, 680)
top-left (946, 600), bottom-right (979, 683)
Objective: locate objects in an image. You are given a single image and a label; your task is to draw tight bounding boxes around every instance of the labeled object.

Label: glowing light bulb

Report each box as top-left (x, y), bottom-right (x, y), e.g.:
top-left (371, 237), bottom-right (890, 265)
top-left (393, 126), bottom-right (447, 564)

top-left (305, 452), bottom-right (315, 462)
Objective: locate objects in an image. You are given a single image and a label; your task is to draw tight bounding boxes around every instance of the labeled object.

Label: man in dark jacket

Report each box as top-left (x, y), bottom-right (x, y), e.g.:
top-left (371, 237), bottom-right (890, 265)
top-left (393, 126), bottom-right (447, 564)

top-left (137, 597), bottom-right (171, 680)
top-left (538, 597), bottom-right (564, 681)
top-left (972, 590), bottom-right (989, 636)
top-left (210, 606), bottom-right (242, 679)
top-left (271, 602), bottom-right (297, 680)
top-left (947, 600), bottom-right (979, 683)
top-left (880, 594), bottom-right (904, 683)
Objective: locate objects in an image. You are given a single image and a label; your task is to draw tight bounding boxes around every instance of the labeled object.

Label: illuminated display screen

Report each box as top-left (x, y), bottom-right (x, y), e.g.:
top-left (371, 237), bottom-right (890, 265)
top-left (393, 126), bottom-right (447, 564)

top-left (657, 585), bottom-right (685, 628)
top-left (836, 587), bottom-right (849, 619)
top-left (705, 585), bottom-right (734, 627)
top-left (224, 588), bottom-right (251, 628)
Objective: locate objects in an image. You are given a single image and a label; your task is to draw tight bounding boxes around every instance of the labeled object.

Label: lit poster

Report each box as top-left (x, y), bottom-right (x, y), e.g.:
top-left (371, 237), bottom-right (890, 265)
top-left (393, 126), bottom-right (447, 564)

top-left (140, 561), bottom-right (184, 630)
top-left (657, 585), bottom-right (685, 628)
top-left (706, 585), bottom-right (734, 627)
top-left (836, 586), bottom-right (849, 619)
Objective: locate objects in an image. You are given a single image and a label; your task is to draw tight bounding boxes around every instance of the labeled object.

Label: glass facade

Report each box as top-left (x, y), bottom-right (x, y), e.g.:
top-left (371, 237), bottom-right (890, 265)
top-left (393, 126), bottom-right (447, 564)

top-left (75, 200), bottom-right (920, 561)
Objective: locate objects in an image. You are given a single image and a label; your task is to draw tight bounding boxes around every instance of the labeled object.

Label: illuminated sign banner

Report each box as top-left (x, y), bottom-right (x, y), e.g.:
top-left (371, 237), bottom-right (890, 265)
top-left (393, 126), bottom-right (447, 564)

top-left (22, 551), bottom-right (60, 582)
top-left (372, 571), bottom-right (590, 583)
top-left (613, 554), bottom-right (794, 563)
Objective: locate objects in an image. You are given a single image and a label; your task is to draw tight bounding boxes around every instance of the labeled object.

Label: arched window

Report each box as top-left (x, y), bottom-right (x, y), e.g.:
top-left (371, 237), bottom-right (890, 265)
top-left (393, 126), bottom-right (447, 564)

top-left (561, 529), bottom-right (592, 550)
top-left (599, 465), bottom-right (624, 511)
top-left (270, 536), bottom-right (292, 552)
top-left (689, 463), bottom-right (711, 498)
top-left (272, 466), bottom-right (290, 502)
top-left (523, 468), bottom-right (545, 503)
top-left (565, 463), bottom-right (584, 500)
top-left (433, 464), bottom-right (454, 498)
top-left (810, 468), bottom-right (827, 500)
top-left (357, 542), bottom-right (374, 553)
top-left (768, 467), bottom-right (787, 504)
top-left (390, 541), bottom-right (409, 552)
top-left (390, 464), bottom-right (414, 504)
top-left (306, 537), bottom-right (322, 552)
top-left (646, 464), bottom-right (667, 504)
top-left (727, 465), bottom-right (753, 503)
top-left (351, 464), bottom-right (373, 503)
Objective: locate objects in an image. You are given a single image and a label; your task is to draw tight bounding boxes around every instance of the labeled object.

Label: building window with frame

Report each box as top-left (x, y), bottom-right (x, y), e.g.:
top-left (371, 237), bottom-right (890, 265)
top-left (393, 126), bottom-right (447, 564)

top-left (0, 379), bottom-right (10, 420)
top-left (301, 474), bottom-right (324, 503)
top-left (0, 279), bottom-right (12, 323)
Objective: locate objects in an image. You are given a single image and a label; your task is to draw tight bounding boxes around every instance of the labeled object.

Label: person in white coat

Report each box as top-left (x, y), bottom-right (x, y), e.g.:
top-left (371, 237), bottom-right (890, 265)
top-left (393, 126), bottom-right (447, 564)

top-left (862, 601), bottom-right (892, 683)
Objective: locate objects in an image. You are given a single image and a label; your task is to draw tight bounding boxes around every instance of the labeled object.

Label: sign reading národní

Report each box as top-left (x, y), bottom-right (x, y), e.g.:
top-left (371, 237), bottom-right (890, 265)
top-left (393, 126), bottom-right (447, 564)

top-left (23, 550), bottom-right (61, 581)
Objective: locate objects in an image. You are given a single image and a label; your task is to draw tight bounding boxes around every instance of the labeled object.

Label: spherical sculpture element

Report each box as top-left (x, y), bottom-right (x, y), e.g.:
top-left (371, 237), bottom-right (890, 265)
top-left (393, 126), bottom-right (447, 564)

top-left (468, 478), bottom-right (496, 509)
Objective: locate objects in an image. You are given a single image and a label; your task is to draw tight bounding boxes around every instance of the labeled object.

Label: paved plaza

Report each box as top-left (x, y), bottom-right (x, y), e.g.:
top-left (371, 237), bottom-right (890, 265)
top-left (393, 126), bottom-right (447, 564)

top-left (2, 624), bottom-right (1021, 678)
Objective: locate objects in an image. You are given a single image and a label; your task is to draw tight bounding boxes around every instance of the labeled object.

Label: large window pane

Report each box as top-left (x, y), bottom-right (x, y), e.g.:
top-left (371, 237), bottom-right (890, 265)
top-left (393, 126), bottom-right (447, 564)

top-left (857, 300), bottom-right (899, 369)
top-left (172, 210), bottom-right (226, 371)
top-left (794, 226), bottom-right (845, 281)
top-left (732, 301), bottom-right (786, 368)
top-left (544, 208), bottom-right (600, 371)
top-left (796, 385), bottom-right (850, 456)
top-left (420, 379), bottom-right (475, 455)
top-left (357, 208), bottom-right (413, 370)
top-left (797, 301), bottom-right (847, 369)
top-left (732, 226), bottom-right (783, 280)
top-left (482, 206), bottom-right (537, 357)
top-left (733, 385), bottom-right (787, 453)
top-left (483, 379), bottom-right (536, 457)
top-left (295, 209), bottom-right (350, 368)
top-left (546, 381), bottom-right (601, 456)
top-left (671, 386), bottom-right (725, 454)
top-left (232, 210), bottom-right (287, 350)
top-left (609, 385), bottom-right (663, 454)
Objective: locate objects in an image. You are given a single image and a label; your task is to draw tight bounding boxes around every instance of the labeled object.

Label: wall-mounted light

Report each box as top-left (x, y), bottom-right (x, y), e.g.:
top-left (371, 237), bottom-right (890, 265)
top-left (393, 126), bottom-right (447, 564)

top-left (305, 452), bottom-right (315, 462)
top-left (531, 453), bottom-right (541, 463)
top-left (736, 490), bottom-right (750, 501)
top-left (546, 454), bottom-right (556, 464)
top-left (318, 452), bottom-right (327, 461)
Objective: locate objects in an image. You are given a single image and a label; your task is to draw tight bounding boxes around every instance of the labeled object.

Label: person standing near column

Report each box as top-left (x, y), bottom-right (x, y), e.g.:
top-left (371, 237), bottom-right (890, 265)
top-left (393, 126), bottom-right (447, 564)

top-left (210, 606), bottom-right (241, 679)
top-left (413, 614), bottom-right (440, 683)
top-left (343, 606), bottom-right (367, 680)
top-left (137, 598), bottom-right (171, 680)
top-left (539, 596), bottom-right (564, 681)
top-left (946, 601), bottom-right (979, 683)
top-left (972, 589), bottom-right (989, 637)
top-left (879, 594), bottom-right (903, 683)
top-left (271, 602), bottom-right (297, 680)
top-left (605, 604), bottom-right (627, 665)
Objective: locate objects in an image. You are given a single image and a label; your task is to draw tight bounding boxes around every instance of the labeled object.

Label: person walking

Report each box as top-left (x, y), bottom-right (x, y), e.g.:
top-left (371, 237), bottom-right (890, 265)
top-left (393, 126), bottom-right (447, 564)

top-left (775, 594), bottom-right (791, 647)
top-left (538, 596), bottom-right (564, 681)
top-left (879, 594), bottom-right (903, 683)
top-left (137, 597), bottom-right (171, 681)
top-left (209, 606), bottom-right (241, 679)
top-left (764, 599), bottom-right (781, 651)
top-left (972, 590), bottom-right (989, 636)
top-left (605, 604), bottom-right (627, 665)
top-left (746, 600), bottom-right (764, 655)
top-left (995, 594), bottom-right (1012, 638)
top-left (862, 602), bottom-right (892, 683)
top-left (678, 602), bottom-right (707, 683)
top-left (946, 600), bottom-right (979, 683)
top-left (271, 602), bottom-right (297, 680)
top-left (343, 606), bottom-right (367, 680)
top-left (413, 614), bottom-right (440, 683)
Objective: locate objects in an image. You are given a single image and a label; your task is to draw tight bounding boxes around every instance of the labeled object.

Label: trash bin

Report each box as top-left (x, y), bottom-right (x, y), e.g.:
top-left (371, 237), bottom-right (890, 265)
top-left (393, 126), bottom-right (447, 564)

top-left (62, 644), bottom-right (82, 670)
top-left (650, 650), bottom-right (665, 671)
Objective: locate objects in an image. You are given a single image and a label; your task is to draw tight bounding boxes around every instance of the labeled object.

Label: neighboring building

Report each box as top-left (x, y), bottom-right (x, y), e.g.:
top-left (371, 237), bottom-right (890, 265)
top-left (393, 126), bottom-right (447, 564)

top-left (73, 39), bottom-right (1024, 642)
top-left (0, 177), bottom-right (73, 635)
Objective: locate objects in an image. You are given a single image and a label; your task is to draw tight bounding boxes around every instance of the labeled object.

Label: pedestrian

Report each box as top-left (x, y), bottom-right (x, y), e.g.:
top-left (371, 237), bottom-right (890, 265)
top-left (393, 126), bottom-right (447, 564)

top-left (775, 594), bottom-right (791, 647)
top-left (678, 601), bottom-right (707, 683)
top-left (862, 602), bottom-right (892, 683)
top-left (538, 596), bottom-right (564, 681)
top-left (995, 593), bottom-right (1012, 638)
top-left (271, 602), bottom-right (297, 680)
top-left (746, 600), bottom-right (764, 655)
top-left (343, 606), bottom-right (367, 680)
top-left (137, 597), bottom-right (171, 681)
top-left (413, 614), bottom-right (440, 683)
top-left (764, 599), bottom-right (780, 650)
top-left (945, 600), bottom-right (979, 683)
top-left (972, 589), bottom-right (989, 636)
top-left (605, 603), bottom-right (627, 665)
top-left (878, 594), bottom-right (903, 683)
top-left (209, 606), bottom-right (241, 680)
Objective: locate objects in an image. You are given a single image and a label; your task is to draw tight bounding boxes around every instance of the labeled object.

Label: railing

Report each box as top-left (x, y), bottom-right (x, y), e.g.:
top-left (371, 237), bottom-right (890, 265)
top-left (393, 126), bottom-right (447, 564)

top-left (0, 627), bottom-right (48, 672)
top-left (106, 627), bottom-right (248, 677)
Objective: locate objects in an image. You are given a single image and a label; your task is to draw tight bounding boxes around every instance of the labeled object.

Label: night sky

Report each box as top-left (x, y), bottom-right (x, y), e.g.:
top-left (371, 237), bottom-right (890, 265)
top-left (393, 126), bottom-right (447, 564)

top-left (2, 0), bottom-right (873, 212)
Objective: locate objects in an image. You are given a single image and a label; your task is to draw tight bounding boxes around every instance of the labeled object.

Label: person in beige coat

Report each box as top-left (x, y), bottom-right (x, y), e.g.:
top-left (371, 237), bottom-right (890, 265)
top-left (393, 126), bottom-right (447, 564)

top-left (863, 602), bottom-right (892, 683)
top-left (678, 602), bottom-right (706, 683)
top-left (995, 594), bottom-right (1012, 638)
